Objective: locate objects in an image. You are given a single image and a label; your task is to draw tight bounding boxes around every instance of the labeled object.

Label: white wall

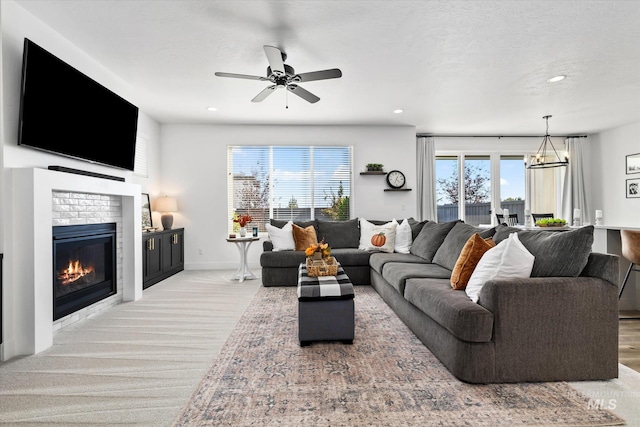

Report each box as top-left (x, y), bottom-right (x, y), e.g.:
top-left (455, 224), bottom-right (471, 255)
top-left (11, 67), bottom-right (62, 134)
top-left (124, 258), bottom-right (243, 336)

top-left (159, 124), bottom-right (416, 270)
top-left (1, 0), bottom-right (161, 188)
top-left (590, 121), bottom-right (640, 227)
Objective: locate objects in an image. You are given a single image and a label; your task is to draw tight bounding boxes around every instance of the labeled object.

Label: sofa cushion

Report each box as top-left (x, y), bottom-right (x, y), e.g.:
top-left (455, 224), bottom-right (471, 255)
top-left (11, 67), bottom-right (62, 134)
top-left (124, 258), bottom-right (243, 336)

top-left (465, 233), bottom-right (535, 303)
top-left (369, 252), bottom-right (429, 275)
top-left (271, 219), bottom-right (317, 232)
top-left (493, 224), bottom-right (594, 277)
top-left (292, 224), bottom-right (318, 251)
top-left (331, 248), bottom-right (373, 267)
top-left (404, 278), bottom-right (494, 343)
top-left (407, 218), bottom-right (428, 240)
top-left (265, 221), bottom-right (295, 251)
top-left (432, 222), bottom-right (496, 270)
top-left (260, 250), bottom-right (307, 268)
top-left (450, 233), bottom-right (496, 290)
top-left (315, 218), bottom-right (360, 249)
top-left (381, 262), bottom-right (452, 295)
top-left (410, 220), bottom-right (460, 262)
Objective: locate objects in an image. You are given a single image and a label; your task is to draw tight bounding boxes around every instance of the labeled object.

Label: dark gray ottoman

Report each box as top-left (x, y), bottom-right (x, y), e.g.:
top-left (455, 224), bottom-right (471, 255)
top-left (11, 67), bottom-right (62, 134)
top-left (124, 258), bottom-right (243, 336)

top-left (297, 262), bottom-right (355, 346)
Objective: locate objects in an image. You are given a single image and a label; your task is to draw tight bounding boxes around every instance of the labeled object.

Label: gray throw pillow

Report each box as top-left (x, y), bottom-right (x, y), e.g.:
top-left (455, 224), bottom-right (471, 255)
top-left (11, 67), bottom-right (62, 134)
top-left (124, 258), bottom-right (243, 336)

top-left (493, 225), bottom-right (595, 277)
top-left (432, 222), bottom-right (497, 270)
top-left (316, 218), bottom-right (360, 248)
top-left (407, 218), bottom-right (429, 240)
top-left (409, 220), bottom-right (460, 262)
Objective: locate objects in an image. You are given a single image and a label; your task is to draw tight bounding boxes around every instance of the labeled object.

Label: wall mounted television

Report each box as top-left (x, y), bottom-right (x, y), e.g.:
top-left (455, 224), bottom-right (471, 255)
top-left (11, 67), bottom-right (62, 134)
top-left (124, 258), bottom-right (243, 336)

top-left (18, 38), bottom-right (139, 171)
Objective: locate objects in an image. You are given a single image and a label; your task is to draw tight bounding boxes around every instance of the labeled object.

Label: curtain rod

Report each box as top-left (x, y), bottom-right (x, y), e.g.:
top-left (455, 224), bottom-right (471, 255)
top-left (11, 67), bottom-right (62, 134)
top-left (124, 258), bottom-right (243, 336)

top-left (416, 134), bottom-right (588, 138)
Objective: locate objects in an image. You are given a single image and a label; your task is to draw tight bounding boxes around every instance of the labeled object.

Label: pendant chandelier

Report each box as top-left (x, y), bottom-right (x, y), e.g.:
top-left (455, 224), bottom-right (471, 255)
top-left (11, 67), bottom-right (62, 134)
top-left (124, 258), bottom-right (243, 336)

top-left (526, 115), bottom-right (569, 169)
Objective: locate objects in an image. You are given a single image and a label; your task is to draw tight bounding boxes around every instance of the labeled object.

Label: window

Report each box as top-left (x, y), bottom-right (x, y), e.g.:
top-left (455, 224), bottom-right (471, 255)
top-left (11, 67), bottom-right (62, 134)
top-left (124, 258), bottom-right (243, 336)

top-left (227, 146), bottom-right (352, 232)
top-left (436, 154), bottom-right (526, 226)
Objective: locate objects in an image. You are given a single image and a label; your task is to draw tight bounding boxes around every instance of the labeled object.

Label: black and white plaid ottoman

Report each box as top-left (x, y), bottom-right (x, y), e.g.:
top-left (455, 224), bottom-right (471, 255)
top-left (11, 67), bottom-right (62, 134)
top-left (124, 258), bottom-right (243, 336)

top-left (297, 262), bottom-right (355, 346)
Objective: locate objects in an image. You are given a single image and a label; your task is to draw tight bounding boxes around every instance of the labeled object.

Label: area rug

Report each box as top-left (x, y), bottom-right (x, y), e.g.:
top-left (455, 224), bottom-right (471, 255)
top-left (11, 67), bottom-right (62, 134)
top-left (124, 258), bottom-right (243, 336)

top-left (174, 286), bottom-right (624, 426)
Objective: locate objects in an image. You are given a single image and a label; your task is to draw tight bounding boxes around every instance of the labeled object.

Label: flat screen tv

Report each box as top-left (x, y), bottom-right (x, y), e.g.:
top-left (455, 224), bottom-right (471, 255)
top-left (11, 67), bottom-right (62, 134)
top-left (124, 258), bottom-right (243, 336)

top-left (18, 38), bottom-right (139, 171)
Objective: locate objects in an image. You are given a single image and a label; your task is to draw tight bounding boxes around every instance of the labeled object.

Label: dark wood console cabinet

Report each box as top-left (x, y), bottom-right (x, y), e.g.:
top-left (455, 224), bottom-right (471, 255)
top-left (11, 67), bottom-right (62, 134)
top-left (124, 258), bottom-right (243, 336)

top-left (142, 228), bottom-right (184, 289)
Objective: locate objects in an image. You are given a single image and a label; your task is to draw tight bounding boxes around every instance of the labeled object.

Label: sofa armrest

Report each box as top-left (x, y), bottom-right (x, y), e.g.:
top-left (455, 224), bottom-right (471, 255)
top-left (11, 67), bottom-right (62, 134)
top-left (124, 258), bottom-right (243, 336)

top-left (477, 277), bottom-right (619, 382)
top-left (263, 240), bottom-right (274, 251)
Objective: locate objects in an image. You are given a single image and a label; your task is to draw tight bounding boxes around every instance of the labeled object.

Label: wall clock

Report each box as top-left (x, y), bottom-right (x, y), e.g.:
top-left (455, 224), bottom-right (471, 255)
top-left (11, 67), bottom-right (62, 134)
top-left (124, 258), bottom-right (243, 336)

top-left (386, 170), bottom-right (406, 189)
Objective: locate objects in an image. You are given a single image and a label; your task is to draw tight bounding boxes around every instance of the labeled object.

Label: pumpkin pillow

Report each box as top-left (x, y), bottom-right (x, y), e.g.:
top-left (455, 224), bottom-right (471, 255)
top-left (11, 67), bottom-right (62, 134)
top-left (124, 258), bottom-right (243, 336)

top-left (359, 219), bottom-right (397, 253)
top-left (292, 224), bottom-right (318, 251)
top-left (450, 233), bottom-right (496, 290)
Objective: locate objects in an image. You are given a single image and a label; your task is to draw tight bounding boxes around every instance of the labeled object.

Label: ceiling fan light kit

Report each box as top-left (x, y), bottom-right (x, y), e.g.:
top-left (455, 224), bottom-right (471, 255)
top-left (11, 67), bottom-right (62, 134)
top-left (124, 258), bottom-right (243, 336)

top-left (215, 45), bottom-right (342, 107)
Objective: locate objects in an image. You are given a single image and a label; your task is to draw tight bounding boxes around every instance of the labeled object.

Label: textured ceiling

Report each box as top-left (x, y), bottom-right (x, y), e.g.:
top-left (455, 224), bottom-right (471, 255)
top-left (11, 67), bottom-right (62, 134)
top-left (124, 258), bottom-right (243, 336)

top-left (13, 0), bottom-right (640, 135)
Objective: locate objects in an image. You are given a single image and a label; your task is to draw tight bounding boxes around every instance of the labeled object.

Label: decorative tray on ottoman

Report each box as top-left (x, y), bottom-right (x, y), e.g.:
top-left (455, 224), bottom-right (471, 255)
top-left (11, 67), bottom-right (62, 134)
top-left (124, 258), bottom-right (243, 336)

top-left (306, 256), bottom-right (338, 277)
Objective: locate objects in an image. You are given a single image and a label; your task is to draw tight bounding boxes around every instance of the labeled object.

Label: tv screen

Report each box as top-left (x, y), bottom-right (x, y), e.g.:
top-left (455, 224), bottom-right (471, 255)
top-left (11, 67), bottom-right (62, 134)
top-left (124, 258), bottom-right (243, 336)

top-left (18, 38), bottom-right (139, 171)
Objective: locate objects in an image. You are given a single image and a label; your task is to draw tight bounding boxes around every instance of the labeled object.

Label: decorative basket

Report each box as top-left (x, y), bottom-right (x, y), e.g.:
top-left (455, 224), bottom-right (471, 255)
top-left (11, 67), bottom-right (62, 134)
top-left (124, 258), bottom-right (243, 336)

top-left (306, 256), bottom-right (338, 277)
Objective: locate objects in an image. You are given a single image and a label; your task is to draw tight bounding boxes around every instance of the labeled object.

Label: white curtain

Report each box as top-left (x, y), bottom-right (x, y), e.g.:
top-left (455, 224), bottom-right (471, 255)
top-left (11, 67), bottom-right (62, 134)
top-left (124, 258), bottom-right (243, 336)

top-left (416, 136), bottom-right (437, 221)
top-left (561, 137), bottom-right (590, 225)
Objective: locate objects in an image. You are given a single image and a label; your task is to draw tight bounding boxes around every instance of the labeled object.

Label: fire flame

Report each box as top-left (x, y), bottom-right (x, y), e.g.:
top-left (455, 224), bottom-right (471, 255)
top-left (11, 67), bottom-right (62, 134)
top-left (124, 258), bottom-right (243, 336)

top-left (58, 260), bottom-right (94, 285)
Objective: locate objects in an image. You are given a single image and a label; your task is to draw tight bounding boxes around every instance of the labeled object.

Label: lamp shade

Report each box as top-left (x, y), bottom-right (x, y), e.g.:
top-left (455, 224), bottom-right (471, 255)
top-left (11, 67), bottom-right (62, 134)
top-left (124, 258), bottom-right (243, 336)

top-left (155, 196), bottom-right (178, 213)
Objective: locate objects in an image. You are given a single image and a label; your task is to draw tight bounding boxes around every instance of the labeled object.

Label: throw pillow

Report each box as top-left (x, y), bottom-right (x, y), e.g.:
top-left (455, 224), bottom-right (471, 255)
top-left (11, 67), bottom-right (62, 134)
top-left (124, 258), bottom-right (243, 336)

top-left (292, 224), bottom-right (318, 251)
top-left (465, 232), bottom-right (535, 303)
top-left (407, 218), bottom-right (429, 240)
top-left (316, 218), bottom-right (359, 249)
top-left (409, 220), bottom-right (460, 262)
top-left (450, 233), bottom-right (496, 290)
top-left (265, 221), bottom-right (295, 251)
top-left (358, 218), bottom-right (397, 253)
top-left (393, 218), bottom-right (412, 254)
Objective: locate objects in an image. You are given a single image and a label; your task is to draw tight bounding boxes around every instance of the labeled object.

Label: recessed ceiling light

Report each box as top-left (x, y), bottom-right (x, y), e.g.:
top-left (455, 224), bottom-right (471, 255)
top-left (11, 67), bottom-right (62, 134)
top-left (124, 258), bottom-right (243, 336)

top-left (547, 75), bottom-right (566, 83)
top-left (393, 109), bottom-right (404, 114)
top-left (206, 106), bottom-right (218, 112)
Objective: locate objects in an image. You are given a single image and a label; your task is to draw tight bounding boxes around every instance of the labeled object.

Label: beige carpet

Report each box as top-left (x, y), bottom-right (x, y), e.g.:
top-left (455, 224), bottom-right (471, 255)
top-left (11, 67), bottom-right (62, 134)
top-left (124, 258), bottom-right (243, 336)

top-left (0, 270), bottom-right (637, 426)
top-left (174, 286), bottom-right (624, 426)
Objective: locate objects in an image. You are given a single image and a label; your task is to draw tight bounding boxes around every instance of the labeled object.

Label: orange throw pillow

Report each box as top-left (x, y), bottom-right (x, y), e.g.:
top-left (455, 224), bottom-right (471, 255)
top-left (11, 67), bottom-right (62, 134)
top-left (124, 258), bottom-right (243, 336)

top-left (450, 233), bottom-right (496, 290)
top-left (292, 224), bottom-right (318, 251)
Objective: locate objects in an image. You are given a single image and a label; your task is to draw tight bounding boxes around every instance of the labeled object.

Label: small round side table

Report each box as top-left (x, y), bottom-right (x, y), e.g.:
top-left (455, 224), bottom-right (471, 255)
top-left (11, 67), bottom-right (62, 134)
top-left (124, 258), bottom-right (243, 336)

top-left (226, 236), bottom-right (260, 283)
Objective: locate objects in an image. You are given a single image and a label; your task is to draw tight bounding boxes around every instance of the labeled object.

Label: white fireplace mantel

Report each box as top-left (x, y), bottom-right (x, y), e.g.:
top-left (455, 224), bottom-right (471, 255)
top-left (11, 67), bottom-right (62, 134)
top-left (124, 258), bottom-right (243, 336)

top-left (6, 168), bottom-right (142, 359)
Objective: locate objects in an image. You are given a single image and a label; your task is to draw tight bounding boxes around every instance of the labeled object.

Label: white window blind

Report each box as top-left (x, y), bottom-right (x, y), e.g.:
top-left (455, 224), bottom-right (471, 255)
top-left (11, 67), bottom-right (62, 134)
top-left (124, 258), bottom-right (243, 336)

top-left (133, 136), bottom-right (148, 177)
top-left (227, 145), bottom-right (352, 233)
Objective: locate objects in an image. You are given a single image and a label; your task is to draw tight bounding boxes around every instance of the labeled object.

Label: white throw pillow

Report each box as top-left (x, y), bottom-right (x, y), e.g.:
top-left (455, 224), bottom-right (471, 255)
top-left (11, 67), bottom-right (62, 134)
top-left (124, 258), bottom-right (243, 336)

top-left (358, 218), bottom-right (397, 253)
top-left (265, 221), bottom-right (295, 251)
top-left (465, 232), bottom-right (535, 303)
top-left (393, 218), bottom-right (412, 254)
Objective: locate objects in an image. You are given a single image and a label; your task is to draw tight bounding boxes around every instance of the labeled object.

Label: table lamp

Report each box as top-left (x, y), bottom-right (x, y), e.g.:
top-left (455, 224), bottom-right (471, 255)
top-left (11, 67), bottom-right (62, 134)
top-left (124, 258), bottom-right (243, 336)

top-left (155, 196), bottom-right (178, 230)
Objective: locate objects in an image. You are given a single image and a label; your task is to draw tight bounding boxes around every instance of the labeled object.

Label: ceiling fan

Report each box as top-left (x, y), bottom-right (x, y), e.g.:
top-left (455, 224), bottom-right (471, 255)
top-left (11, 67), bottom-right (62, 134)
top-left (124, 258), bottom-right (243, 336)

top-left (215, 45), bottom-right (342, 105)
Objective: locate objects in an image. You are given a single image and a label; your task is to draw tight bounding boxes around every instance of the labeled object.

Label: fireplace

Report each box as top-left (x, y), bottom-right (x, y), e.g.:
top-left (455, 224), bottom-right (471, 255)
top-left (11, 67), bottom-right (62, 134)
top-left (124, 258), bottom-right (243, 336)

top-left (52, 223), bottom-right (117, 320)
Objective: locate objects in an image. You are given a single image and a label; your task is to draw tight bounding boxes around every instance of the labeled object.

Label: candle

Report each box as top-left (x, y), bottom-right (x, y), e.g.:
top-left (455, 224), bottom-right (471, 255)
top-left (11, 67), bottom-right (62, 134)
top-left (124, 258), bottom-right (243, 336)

top-left (573, 208), bottom-right (581, 218)
top-left (595, 210), bottom-right (603, 219)
top-left (525, 209), bottom-right (530, 216)
top-left (503, 208), bottom-right (509, 217)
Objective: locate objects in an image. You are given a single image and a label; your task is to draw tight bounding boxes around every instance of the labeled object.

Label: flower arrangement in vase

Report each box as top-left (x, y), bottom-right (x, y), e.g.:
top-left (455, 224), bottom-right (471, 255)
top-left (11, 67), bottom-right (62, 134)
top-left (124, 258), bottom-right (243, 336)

top-left (233, 214), bottom-right (253, 236)
top-left (305, 238), bottom-right (331, 260)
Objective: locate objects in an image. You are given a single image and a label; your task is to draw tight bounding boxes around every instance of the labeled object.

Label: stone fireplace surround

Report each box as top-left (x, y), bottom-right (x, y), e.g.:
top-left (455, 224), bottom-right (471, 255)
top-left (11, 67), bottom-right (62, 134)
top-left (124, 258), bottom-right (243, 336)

top-left (7, 168), bottom-right (142, 359)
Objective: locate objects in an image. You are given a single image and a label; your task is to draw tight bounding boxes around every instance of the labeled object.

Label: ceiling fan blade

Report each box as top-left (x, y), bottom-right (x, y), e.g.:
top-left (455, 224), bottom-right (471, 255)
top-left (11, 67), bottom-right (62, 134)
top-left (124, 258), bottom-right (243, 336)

top-left (296, 68), bottom-right (342, 82)
top-left (263, 45), bottom-right (285, 76)
top-left (287, 84), bottom-right (320, 103)
top-left (215, 72), bottom-right (268, 81)
top-left (252, 85), bottom-right (278, 102)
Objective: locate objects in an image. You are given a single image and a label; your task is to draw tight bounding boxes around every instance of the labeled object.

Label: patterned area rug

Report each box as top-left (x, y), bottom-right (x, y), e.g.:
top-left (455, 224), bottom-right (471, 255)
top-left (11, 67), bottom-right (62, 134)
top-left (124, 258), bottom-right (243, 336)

top-left (174, 286), bottom-right (624, 426)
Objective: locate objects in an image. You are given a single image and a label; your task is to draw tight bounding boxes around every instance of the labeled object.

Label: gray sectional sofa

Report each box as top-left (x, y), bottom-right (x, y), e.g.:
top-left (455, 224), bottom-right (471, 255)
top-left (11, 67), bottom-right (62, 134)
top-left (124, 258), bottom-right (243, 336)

top-left (260, 218), bottom-right (620, 384)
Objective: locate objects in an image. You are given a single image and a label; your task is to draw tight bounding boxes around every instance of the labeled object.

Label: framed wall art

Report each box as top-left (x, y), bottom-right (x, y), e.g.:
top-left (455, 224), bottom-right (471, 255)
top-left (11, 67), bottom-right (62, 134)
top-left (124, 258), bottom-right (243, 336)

top-left (141, 193), bottom-right (153, 229)
top-left (626, 153), bottom-right (640, 174)
top-left (626, 178), bottom-right (640, 199)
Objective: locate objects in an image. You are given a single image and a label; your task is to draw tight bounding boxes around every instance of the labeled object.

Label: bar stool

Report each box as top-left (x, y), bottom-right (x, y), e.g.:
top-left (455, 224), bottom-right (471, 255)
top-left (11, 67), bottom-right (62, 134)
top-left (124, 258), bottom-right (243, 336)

top-left (619, 229), bottom-right (640, 298)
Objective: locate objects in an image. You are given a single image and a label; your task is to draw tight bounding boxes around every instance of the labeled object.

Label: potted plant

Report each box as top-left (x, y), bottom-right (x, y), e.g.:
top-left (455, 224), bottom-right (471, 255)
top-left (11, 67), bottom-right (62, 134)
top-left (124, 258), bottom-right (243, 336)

top-left (366, 163), bottom-right (384, 172)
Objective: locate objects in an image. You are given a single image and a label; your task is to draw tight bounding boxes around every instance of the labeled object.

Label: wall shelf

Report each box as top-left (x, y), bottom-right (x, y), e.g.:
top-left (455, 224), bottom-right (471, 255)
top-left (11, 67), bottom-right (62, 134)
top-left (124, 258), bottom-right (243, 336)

top-left (384, 188), bottom-right (412, 192)
top-left (360, 171), bottom-right (387, 175)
